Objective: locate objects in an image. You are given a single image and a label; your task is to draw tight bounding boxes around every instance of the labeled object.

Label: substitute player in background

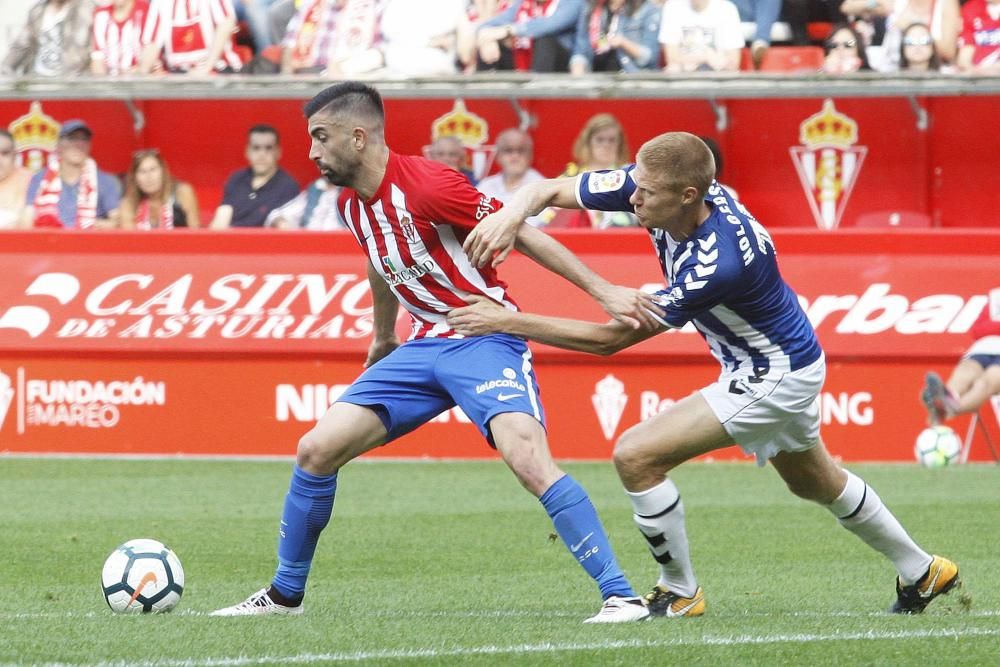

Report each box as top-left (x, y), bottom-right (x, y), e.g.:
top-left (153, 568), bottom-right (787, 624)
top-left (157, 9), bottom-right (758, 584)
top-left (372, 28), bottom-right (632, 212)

top-left (451, 132), bottom-right (960, 619)
top-left (923, 286), bottom-right (1000, 424)
top-left (213, 82), bottom-right (657, 623)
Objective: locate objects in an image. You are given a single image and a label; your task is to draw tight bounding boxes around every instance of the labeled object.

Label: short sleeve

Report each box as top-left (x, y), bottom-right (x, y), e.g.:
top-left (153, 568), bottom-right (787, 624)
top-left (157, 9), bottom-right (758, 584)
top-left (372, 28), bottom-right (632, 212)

top-left (419, 166), bottom-right (503, 231)
top-left (577, 166), bottom-right (636, 213)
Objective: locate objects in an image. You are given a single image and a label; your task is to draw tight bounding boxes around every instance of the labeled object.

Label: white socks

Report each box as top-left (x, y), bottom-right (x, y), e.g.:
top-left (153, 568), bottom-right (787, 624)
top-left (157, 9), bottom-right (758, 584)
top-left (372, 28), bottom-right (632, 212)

top-left (827, 471), bottom-right (932, 585)
top-left (627, 478), bottom-right (698, 597)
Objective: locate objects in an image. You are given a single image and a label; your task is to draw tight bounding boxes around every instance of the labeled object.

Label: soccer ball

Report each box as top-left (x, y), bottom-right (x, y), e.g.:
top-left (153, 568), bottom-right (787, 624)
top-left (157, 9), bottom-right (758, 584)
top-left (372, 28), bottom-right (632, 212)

top-left (914, 425), bottom-right (963, 468)
top-left (101, 538), bottom-right (185, 613)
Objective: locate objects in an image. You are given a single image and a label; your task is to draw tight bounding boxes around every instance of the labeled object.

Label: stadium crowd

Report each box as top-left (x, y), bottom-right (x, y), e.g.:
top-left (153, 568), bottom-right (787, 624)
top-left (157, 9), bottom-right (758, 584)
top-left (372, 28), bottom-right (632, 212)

top-left (1, 0), bottom-right (999, 79)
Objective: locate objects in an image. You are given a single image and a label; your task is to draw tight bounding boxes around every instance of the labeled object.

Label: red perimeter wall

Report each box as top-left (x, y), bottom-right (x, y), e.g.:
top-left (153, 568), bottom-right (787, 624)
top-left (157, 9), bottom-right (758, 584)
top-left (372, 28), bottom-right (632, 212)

top-left (3, 96), bottom-right (1000, 229)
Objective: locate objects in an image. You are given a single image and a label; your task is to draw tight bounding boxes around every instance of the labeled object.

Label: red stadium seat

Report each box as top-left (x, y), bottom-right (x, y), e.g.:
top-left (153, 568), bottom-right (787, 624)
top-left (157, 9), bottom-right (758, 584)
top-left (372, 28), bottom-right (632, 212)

top-left (756, 46), bottom-right (824, 73)
top-left (854, 210), bottom-right (933, 228)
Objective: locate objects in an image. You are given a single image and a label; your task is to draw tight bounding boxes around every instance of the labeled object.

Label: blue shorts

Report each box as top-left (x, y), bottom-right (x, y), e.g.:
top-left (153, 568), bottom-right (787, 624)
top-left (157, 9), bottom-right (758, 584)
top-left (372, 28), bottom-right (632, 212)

top-left (336, 334), bottom-right (546, 447)
top-left (966, 353), bottom-right (1000, 369)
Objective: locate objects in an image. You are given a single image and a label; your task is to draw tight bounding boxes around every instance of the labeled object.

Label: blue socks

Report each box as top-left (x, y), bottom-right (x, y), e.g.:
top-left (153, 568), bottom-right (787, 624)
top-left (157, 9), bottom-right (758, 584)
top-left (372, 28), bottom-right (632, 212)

top-left (271, 466), bottom-right (337, 600)
top-left (539, 475), bottom-right (635, 599)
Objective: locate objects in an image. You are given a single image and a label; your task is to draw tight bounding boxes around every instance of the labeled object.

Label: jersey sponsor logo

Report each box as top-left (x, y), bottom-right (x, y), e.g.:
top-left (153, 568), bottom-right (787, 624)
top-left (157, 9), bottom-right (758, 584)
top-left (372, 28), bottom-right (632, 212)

top-left (475, 378), bottom-right (526, 395)
top-left (592, 374), bottom-right (628, 440)
top-left (588, 169), bottom-right (627, 194)
top-left (790, 99), bottom-right (867, 231)
top-left (381, 256), bottom-right (438, 286)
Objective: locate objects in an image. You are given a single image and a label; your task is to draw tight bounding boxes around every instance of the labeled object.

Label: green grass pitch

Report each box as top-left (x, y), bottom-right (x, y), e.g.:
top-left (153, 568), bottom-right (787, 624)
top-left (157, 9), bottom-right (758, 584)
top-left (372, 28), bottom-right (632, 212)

top-left (0, 457), bottom-right (996, 666)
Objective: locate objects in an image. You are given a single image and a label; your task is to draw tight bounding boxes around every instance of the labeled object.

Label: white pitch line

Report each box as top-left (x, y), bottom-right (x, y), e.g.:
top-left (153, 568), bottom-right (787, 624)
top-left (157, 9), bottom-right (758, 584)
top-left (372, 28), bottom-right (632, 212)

top-left (2, 608), bottom-right (999, 621)
top-left (5, 627), bottom-right (1000, 667)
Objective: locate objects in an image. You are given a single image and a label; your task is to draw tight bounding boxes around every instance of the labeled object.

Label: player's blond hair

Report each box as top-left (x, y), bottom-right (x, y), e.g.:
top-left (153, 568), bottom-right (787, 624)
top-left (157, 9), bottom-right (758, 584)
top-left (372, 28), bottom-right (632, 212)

top-left (636, 132), bottom-right (716, 199)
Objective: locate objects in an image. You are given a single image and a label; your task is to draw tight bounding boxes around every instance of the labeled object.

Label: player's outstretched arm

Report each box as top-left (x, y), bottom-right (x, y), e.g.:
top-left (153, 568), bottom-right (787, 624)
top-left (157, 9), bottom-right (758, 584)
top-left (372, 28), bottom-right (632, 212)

top-left (514, 224), bottom-right (659, 330)
top-left (448, 296), bottom-right (661, 355)
top-left (364, 262), bottom-right (400, 368)
top-left (465, 177), bottom-right (579, 269)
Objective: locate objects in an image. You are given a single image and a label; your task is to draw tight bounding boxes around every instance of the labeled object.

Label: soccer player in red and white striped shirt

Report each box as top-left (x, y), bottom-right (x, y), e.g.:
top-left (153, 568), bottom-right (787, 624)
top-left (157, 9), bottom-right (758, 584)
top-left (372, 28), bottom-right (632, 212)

top-left (212, 82), bottom-right (659, 623)
top-left (91, 0), bottom-right (150, 75)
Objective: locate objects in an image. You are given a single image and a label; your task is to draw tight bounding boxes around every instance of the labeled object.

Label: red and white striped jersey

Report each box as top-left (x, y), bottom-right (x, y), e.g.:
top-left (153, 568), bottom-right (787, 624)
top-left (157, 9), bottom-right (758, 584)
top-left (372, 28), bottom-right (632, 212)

top-left (143, 0), bottom-right (242, 72)
top-left (339, 151), bottom-right (519, 340)
top-left (92, 1), bottom-right (150, 74)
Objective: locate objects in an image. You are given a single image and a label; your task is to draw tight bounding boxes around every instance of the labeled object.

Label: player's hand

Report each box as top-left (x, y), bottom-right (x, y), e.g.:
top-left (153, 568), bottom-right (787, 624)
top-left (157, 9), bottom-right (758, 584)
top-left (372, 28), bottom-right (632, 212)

top-left (595, 284), bottom-right (659, 330)
top-left (447, 295), bottom-right (507, 336)
top-left (464, 209), bottom-right (522, 268)
top-left (364, 336), bottom-right (400, 368)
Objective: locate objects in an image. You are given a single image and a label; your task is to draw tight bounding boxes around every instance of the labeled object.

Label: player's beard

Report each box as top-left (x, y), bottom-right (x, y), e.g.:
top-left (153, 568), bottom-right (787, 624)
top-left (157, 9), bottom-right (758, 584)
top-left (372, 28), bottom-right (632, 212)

top-left (316, 160), bottom-right (347, 187)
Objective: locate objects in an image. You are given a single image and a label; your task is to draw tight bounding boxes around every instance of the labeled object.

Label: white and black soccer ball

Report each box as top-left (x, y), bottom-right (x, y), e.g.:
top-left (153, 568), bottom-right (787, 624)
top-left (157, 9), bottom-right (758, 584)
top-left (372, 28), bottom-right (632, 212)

top-left (914, 425), bottom-right (963, 469)
top-left (101, 538), bottom-right (185, 613)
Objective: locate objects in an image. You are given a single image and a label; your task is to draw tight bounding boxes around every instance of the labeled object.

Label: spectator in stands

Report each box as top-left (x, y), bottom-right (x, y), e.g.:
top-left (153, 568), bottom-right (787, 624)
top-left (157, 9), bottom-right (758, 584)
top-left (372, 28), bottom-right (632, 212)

top-left (243, 0), bottom-right (282, 51)
top-left (956, 0), bottom-right (1000, 74)
top-left (838, 0), bottom-right (889, 49)
top-left (119, 149), bottom-right (200, 229)
top-left (377, 0), bottom-right (465, 76)
top-left (922, 287), bottom-right (1000, 425)
top-left (0, 130), bottom-right (32, 230)
top-left (0, 3), bottom-right (33, 66)
top-left (821, 23), bottom-right (872, 71)
top-left (279, 0), bottom-right (383, 75)
top-left (457, 0), bottom-right (503, 73)
top-left (91, 0), bottom-right (150, 75)
top-left (877, 0), bottom-right (958, 71)
top-left (1, 0), bottom-right (96, 77)
top-left (476, 0), bottom-right (586, 72)
top-left (265, 177), bottom-right (347, 230)
top-left (476, 128), bottom-right (547, 227)
top-left (658, 0), bottom-right (744, 72)
top-left (898, 22), bottom-right (942, 71)
top-left (210, 125), bottom-right (299, 229)
top-left (544, 113), bottom-right (636, 228)
top-left (729, 0), bottom-right (782, 68)
top-left (426, 135), bottom-right (477, 185)
top-left (24, 119), bottom-right (121, 229)
top-left (569, 0), bottom-right (662, 74)
top-left (267, 0), bottom-right (298, 45)
top-left (139, 0), bottom-right (243, 74)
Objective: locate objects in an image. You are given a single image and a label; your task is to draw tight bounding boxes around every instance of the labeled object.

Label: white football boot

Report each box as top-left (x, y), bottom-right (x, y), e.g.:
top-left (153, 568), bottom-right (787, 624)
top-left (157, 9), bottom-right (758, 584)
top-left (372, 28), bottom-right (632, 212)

top-left (210, 588), bottom-right (304, 617)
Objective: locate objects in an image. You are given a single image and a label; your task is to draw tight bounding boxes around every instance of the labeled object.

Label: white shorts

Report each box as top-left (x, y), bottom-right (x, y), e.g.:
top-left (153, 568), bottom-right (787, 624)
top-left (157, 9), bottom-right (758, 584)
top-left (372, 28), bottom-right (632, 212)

top-left (700, 354), bottom-right (826, 466)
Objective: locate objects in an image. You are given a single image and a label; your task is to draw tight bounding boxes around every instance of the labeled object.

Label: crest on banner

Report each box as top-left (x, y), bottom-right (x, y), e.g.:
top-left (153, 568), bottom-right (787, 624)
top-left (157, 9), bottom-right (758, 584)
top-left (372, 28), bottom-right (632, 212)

top-left (427, 99), bottom-right (496, 181)
top-left (789, 99), bottom-right (867, 230)
top-left (8, 101), bottom-right (61, 173)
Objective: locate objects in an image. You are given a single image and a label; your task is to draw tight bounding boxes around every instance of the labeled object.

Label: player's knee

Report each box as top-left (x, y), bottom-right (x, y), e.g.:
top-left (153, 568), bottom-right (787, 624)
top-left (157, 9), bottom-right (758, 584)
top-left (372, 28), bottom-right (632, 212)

top-left (295, 429), bottom-right (342, 474)
top-left (613, 429), bottom-right (667, 477)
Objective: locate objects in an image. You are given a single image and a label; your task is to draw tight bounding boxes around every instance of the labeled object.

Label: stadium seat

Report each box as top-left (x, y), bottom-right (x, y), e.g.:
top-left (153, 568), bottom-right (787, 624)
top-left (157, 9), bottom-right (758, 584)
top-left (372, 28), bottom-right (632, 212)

top-left (854, 210), bottom-right (933, 228)
top-left (743, 46), bottom-right (824, 72)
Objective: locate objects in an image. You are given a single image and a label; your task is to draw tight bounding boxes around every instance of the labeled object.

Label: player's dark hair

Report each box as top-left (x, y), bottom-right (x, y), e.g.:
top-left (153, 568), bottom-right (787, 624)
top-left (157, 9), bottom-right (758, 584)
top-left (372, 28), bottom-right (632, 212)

top-left (304, 82), bottom-right (385, 130)
top-left (248, 124), bottom-right (280, 144)
top-left (0, 129), bottom-right (13, 143)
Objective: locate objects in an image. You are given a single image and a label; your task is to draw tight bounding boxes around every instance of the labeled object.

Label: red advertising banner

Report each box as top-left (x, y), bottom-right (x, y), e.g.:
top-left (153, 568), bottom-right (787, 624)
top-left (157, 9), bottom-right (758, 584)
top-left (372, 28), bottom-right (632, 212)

top-left (0, 229), bottom-right (999, 462)
top-left (0, 230), bottom-right (997, 359)
top-left (1, 356), bottom-right (997, 462)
